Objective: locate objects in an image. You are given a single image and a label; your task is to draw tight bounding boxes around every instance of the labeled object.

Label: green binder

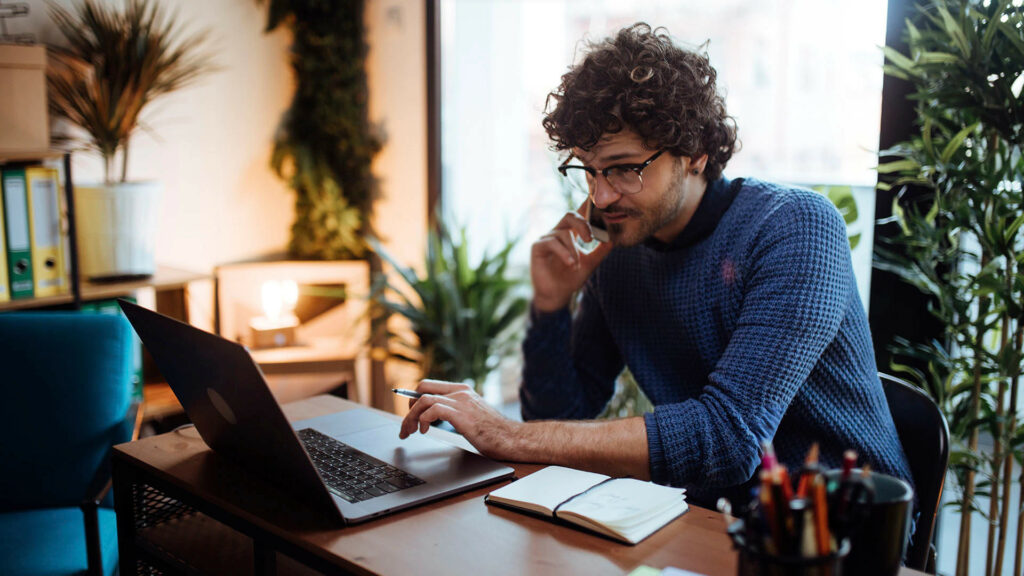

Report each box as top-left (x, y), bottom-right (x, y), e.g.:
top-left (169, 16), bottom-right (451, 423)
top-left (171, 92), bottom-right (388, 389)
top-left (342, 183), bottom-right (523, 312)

top-left (2, 167), bottom-right (34, 299)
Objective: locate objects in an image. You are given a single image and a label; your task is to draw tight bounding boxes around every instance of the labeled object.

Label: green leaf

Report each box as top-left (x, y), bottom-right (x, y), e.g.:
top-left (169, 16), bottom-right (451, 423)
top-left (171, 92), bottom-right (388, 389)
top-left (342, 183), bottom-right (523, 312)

top-left (940, 122), bottom-right (978, 164)
top-left (890, 195), bottom-right (910, 235)
top-left (922, 117), bottom-right (935, 157)
top-left (882, 65), bottom-right (912, 81)
top-left (976, 1), bottom-right (1006, 53)
top-left (878, 159), bottom-right (922, 174)
top-left (974, 274), bottom-right (1004, 297)
top-left (936, 1), bottom-right (971, 58)
top-left (370, 238), bottom-right (424, 298)
top-left (882, 45), bottom-right (920, 73)
top-left (996, 20), bottom-right (1024, 58)
top-left (925, 194), bottom-right (940, 225)
top-left (1006, 213), bottom-right (1024, 245)
top-left (907, 19), bottom-right (922, 44)
top-left (917, 50), bottom-right (962, 64)
top-left (998, 346), bottom-right (1023, 377)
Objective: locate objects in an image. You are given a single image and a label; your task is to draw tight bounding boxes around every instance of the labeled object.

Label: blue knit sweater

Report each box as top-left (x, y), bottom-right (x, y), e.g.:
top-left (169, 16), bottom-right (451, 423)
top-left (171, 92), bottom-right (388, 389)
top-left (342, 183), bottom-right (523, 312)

top-left (520, 176), bottom-right (912, 506)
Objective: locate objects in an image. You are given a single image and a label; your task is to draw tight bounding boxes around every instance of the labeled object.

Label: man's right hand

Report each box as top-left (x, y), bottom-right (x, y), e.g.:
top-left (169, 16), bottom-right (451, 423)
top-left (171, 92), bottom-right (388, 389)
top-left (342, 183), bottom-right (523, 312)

top-left (530, 207), bottom-right (613, 313)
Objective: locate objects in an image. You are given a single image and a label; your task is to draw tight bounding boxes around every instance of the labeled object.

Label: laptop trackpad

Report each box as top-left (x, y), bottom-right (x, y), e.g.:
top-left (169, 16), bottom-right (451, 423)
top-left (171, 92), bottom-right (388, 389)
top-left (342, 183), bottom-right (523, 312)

top-left (295, 410), bottom-right (479, 478)
top-left (292, 408), bottom-right (394, 437)
top-left (342, 427), bottom-right (478, 482)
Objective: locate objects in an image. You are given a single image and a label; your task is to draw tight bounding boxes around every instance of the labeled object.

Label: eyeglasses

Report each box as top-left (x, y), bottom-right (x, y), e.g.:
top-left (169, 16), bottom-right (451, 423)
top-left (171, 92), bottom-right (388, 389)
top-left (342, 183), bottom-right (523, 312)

top-left (558, 149), bottom-right (666, 196)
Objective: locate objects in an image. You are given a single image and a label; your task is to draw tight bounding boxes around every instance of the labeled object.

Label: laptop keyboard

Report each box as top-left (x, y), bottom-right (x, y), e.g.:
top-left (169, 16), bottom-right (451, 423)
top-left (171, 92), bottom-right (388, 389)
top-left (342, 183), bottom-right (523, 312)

top-left (297, 428), bottom-right (425, 503)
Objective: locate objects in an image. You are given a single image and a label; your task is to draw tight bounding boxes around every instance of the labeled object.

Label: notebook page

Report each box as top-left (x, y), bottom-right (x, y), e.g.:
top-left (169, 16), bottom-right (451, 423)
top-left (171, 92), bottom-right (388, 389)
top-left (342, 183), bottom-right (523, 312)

top-left (618, 498), bottom-right (689, 542)
top-left (488, 466), bottom-right (609, 514)
top-left (558, 477), bottom-right (686, 528)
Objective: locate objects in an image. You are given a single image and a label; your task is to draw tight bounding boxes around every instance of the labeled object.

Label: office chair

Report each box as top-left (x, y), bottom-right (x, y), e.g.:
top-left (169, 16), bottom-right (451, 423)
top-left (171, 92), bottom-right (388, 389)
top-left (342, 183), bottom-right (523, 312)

top-left (0, 313), bottom-right (140, 576)
top-left (880, 372), bottom-right (950, 574)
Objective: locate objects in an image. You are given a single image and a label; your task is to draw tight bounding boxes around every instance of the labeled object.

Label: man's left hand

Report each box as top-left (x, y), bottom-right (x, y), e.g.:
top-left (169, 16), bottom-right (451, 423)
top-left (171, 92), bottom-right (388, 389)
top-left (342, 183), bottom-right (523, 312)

top-left (398, 379), bottom-right (522, 461)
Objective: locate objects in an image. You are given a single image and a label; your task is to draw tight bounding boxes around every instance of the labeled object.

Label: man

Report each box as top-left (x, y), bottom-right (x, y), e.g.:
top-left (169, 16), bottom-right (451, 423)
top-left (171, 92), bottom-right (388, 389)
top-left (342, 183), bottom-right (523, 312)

top-left (399, 23), bottom-right (911, 506)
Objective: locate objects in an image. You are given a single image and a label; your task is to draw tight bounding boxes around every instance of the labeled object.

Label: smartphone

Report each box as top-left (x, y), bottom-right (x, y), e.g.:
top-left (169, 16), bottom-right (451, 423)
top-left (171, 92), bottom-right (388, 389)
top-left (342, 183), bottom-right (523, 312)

top-left (586, 200), bottom-right (610, 243)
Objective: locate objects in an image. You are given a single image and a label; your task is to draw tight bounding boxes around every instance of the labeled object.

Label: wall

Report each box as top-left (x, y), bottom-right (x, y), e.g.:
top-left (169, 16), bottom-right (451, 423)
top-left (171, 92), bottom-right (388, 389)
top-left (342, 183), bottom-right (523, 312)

top-left (364, 0), bottom-right (429, 408)
top-left (366, 0), bottom-right (428, 271)
top-left (18, 0), bottom-right (428, 337)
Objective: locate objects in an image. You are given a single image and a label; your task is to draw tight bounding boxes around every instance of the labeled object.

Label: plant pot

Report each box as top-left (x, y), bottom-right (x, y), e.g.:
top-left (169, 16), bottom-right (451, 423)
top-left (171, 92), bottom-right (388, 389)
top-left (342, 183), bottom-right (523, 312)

top-left (74, 181), bottom-right (162, 280)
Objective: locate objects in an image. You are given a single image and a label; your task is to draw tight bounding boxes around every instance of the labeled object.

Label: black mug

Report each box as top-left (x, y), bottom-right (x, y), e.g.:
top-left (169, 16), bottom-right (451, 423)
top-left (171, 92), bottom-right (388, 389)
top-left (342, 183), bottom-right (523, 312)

top-left (825, 470), bottom-right (913, 576)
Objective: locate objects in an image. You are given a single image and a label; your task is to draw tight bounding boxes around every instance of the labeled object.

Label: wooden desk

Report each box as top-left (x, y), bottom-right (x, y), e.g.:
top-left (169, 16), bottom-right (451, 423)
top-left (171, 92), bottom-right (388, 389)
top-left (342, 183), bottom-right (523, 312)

top-left (112, 396), bottom-right (926, 575)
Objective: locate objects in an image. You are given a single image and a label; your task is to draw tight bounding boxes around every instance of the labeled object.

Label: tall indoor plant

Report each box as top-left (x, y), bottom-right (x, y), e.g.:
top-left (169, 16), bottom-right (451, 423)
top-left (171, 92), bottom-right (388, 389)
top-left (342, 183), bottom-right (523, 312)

top-left (368, 221), bottom-right (529, 396)
top-left (878, 0), bottom-right (1023, 573)
top-left (47, 0), bottom-right (212, 279)
top-left (261, 0), bottom-right (380, 260)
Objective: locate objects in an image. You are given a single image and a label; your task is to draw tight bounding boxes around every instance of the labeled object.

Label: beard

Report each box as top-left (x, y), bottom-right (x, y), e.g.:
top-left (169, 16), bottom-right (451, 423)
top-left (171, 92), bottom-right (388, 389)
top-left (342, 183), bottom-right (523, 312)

top-left (605, 162), bottom-right (688, 247)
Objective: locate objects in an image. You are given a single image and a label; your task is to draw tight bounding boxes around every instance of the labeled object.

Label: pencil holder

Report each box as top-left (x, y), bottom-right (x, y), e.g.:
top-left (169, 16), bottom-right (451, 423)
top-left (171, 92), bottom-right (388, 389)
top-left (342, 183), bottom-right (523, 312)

top-left (728, 520), bottom-right (850, 576)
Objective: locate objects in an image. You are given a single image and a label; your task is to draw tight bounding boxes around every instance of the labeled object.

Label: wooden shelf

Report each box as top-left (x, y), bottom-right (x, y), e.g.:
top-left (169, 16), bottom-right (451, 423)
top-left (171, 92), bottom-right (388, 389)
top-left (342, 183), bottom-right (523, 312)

top-left (143, 370), bottom-right (351, 423)
top-left (0, 149), bottom-right (66, 164)
top-left (81, 266), bottom-right (210, 301)
top-left (142, 381), bottom-right (185, 422)
top-left (0, 265), bottom-right (210, 312)
top-left (0, 293), bottom-right (75, 311)
top-left (249, 341), bottom-right (361, 371)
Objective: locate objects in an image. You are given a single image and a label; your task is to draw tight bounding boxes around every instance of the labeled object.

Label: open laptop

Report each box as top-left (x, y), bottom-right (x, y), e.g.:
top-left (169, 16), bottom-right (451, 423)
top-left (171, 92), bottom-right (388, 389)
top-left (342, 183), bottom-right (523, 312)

top-left (118, 299), bottom-right (514, 524)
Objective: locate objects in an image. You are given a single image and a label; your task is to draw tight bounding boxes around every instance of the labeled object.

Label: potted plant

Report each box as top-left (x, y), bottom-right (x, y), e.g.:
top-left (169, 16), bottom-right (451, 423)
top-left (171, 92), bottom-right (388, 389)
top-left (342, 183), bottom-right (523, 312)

top-left (877, 0), bottom-right (1023, 573)
top-left (368, 220), bottom-right (529, 399)
top-left (47, 0), bottom-right (213, 279)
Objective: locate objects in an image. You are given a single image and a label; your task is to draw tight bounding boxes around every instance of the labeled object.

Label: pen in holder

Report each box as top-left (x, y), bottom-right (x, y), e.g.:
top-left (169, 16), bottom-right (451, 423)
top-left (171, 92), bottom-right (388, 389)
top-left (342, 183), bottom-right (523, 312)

top-left (728, 519), bottom-right (850, 576)
top-left (725, 444), bottom-right (902, 576)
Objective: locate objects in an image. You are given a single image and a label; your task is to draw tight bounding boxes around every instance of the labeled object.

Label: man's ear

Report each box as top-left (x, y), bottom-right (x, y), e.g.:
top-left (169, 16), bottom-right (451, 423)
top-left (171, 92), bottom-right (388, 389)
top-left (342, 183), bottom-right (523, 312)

top-left (691, 154), bottom-right (709, 175)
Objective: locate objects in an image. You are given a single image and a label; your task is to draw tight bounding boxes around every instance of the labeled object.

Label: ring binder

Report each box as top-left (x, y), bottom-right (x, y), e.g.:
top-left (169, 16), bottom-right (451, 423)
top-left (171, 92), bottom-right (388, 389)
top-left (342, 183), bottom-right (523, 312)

top-left (0, 0), bottom-right (34, 45)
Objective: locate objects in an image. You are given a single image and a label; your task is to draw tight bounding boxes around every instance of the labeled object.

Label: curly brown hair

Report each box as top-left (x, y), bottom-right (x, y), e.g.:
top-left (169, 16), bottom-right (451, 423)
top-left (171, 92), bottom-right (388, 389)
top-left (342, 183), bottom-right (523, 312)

top-left (543, 23), bottom-right (739, 182)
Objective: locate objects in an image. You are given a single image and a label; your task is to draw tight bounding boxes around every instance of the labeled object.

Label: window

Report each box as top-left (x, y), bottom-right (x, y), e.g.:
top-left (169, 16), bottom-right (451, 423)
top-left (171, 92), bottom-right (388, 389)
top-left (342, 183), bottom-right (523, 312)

top-left (440, 0), bottom-right (888, 308)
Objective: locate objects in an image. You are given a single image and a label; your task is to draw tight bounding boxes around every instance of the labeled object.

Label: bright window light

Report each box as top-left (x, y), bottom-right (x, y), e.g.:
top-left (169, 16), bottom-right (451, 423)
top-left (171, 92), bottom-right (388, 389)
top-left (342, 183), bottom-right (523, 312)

top-left (441, 0), bottom-right (888, 310)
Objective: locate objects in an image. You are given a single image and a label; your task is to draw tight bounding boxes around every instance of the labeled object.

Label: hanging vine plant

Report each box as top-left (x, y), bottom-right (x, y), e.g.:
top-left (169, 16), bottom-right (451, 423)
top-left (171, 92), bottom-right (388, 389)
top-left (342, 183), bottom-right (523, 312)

top-left (262, 0), bottom-right (381, 260)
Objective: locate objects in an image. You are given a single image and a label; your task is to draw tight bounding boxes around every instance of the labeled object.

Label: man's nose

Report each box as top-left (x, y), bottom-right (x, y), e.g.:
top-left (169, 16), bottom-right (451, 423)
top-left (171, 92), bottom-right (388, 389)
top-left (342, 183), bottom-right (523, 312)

top-left (590, 175), bottom-right (622, 209)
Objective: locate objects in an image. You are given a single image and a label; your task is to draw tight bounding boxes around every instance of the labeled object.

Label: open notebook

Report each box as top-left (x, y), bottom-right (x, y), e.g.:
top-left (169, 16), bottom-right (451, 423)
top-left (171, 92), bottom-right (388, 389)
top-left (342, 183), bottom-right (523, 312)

top-left (485, 466), bottom-right (688, 544)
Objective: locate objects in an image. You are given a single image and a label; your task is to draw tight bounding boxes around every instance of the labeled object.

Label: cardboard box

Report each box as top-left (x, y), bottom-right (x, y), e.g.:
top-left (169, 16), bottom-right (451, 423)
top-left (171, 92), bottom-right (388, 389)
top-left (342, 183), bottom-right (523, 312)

top-left (0, 44), bottom-right (49, 153)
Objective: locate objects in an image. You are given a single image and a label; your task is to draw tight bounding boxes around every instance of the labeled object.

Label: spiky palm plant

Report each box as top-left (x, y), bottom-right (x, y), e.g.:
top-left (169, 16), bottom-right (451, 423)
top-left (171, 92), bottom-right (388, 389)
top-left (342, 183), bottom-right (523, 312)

top-left (369, 222), bottom-right (529, 393)
top-left (47, 0), bottom-right (213, 184)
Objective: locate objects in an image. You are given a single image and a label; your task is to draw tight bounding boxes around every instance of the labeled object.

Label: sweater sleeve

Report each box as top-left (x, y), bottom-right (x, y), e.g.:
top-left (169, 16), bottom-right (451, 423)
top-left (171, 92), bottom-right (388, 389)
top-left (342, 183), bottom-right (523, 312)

top-left (520, 280), bottom-right (623, 421)
top-left (644, 193), bottom-right (852, 487)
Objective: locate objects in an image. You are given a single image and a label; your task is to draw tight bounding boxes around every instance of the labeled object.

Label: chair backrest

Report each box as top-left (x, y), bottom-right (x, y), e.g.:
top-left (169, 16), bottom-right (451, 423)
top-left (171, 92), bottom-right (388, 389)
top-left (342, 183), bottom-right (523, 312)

top-left (0, 312), bottom-right (134, 511)
top-left (879, 372), bottom-right (950, 572)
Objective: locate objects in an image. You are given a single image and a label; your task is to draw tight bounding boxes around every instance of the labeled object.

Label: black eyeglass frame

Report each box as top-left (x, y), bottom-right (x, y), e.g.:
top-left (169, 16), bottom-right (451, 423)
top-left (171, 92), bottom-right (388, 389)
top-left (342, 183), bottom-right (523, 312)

top-left (557, 149), bottom-right (666, 195)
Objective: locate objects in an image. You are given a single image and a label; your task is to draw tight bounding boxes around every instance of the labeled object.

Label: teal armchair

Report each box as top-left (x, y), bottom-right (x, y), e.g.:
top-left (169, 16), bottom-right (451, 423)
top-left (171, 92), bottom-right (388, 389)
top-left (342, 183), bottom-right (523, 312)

top-left (0, 312), bottom-right (138, 576)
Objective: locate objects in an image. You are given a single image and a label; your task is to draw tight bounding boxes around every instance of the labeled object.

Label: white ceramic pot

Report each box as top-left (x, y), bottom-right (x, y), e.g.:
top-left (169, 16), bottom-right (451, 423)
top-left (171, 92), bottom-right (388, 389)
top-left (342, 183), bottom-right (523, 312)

top-left (74, 181), bottom-right (162, 279)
